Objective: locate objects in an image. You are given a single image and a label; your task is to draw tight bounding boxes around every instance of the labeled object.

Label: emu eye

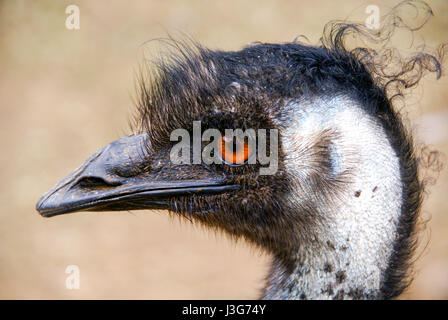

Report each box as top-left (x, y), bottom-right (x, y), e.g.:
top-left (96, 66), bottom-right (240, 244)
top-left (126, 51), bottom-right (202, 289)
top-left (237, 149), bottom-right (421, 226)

top-left (218, 135), bottom-right (254, 166)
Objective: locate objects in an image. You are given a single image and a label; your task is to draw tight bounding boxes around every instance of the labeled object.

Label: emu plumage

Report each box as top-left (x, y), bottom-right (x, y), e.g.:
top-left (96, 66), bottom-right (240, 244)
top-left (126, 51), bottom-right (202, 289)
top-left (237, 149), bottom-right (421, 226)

top-left (36, 16), bottom-right (443, 299)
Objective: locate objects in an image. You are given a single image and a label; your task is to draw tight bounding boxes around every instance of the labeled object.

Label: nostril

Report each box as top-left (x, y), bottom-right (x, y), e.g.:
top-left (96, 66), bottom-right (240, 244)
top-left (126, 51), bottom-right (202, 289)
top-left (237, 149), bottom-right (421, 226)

top-left (76, 176), bottom-right (122, 188)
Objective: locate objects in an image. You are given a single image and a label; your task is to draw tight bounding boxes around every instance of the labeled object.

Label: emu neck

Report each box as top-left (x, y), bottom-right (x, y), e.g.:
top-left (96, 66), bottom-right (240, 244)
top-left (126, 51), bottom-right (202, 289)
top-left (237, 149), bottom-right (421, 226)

top-left (264, 96), bottom-right (404, 299)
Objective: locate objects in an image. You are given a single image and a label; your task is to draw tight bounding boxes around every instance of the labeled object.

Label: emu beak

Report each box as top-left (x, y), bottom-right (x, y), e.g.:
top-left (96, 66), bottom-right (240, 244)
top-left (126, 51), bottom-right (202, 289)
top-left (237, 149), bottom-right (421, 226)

top-left (36, 134), bottom-right (239, 217)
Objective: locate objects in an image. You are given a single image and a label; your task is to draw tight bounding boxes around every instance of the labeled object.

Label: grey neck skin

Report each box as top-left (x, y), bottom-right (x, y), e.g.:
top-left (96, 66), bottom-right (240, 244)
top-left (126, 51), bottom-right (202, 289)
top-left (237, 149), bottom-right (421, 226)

top-left (263, 96), bottom-right (403, 300)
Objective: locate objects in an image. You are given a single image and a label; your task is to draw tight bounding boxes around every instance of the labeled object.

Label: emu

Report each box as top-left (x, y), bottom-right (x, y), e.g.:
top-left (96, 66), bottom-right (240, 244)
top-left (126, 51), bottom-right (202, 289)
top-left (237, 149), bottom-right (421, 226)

top-left (36, 4), bottom-right (444, 299)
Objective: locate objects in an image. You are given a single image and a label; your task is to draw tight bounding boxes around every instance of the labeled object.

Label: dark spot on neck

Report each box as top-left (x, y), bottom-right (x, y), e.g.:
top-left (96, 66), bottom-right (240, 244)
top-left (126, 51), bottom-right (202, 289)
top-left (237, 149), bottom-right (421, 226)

top-left (372, 186), bottom-right (378, 192)
top-left (323, 262), bottom-right (334, 273)
top-left (322, 284), bottom-right (334, 296)
top-left (326, 240), bottom-right (336, 250)
top-left (354, 190), bottom-right (361, 197)
top-left (336, 270), bottom-right (346, 284)
top-left (348, 288), bottom-right (373, 299)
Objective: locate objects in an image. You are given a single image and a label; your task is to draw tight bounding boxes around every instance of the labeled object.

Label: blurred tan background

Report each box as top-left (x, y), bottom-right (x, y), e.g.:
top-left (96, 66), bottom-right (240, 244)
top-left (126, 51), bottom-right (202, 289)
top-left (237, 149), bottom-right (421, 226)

top-left (0, 0), bottom-right (447, 299)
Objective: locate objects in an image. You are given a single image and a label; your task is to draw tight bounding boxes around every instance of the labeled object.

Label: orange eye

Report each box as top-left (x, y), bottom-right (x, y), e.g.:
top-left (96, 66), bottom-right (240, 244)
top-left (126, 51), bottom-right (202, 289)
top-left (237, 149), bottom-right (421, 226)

top-left (218, 135), bottom-right (253, 166)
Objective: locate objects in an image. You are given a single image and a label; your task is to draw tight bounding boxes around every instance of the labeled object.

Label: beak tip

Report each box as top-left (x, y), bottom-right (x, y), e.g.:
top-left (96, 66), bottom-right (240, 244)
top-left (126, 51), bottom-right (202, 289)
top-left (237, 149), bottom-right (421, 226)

top-left (36, 193), bottom-right (62, 217)
top-left (35, 196), bottom-right (49, 217)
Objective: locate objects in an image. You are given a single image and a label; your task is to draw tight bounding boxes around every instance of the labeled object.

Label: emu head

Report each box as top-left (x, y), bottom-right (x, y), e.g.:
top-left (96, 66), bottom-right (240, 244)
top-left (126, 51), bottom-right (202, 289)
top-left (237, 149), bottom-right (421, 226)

top-left (37, 43), bottom-right (314, 252)
top-left (37, 41), bottom-right (386, 250)
top-left (36, 13), bottom-right (444, 299)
